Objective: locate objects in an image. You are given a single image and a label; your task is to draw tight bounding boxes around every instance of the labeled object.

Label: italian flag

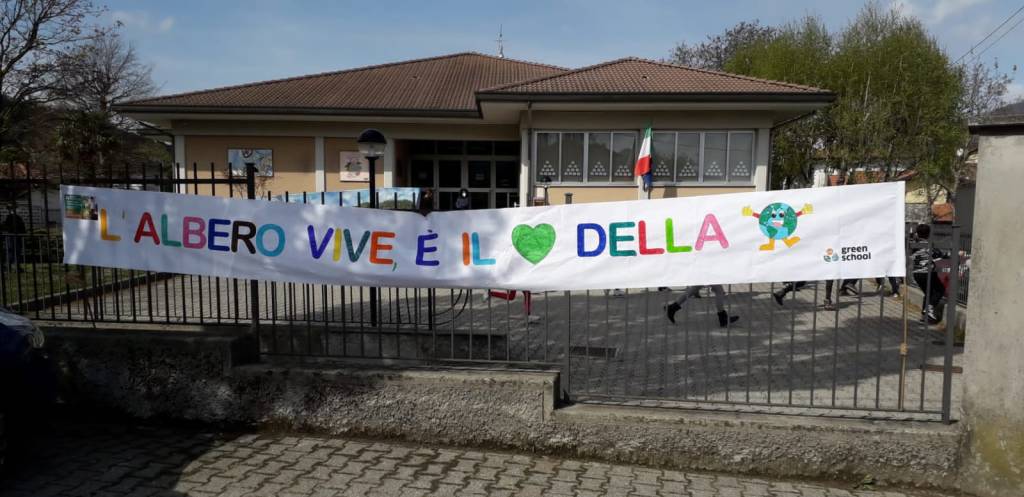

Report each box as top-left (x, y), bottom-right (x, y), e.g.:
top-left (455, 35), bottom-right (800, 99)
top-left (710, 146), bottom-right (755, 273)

top-left (634, 126), bottom-right (653, 191)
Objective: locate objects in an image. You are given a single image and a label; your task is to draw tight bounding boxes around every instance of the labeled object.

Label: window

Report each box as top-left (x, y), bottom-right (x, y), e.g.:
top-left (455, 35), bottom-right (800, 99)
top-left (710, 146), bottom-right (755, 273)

top-left (438, 160), bottom-right (461, 188)
top-left (703, 132), bottom-right (728, 181)
top-left (410, 160), bottom-right (434, 187)
top-left (561, 133), bottom-right (584, 182)
top-left (468, 160), bottom-right (490, 188)
top-left (586, 133), bottom-right (611, 182)
top-left (728, 132), bottom-right (754, 181)
top-left (436, 141), bottom-right (463, 155)
top-left (611, 133), bottom-right (636, 182)
top-left (494, 141), bottom-right (519, 156)
top-left (535, 133), bottom-right (560, 182)
top-left (495, 161), bottom-right (518, 188)
top-left (466, 141), bottom-right (492, 155)
top-left (652, 133), bottom-right (676, 182)
top-left (676, 133), bottom-right (700, 181)
top-left (533, 130), bottom-right (755, 184)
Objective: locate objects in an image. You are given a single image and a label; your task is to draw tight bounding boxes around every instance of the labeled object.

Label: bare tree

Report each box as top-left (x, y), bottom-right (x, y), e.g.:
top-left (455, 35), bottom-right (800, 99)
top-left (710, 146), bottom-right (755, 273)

top-left (943, 61), bottom-right (1013, 209)
top-left (668, 21), bottom-right (777, 70)
top-left (0, 0), bottom-right (105, 134)
top-left (55, 31), bottom-right (156, 117)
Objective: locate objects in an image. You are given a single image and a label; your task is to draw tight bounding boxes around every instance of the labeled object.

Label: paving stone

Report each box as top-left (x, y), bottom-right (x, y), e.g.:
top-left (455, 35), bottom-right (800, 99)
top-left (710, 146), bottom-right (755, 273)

top-left (0, 421), bottom-right (957, 497)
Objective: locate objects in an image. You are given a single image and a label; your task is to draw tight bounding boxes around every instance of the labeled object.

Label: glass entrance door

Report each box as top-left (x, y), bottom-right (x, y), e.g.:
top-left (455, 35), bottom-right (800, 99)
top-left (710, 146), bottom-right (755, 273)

top-left (407, 140), bottom-right (520, 211)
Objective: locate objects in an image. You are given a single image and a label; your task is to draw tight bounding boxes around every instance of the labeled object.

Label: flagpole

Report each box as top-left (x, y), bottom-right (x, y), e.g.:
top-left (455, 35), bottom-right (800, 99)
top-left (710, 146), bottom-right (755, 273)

top-left (634, 124), bottom-right (653, 200)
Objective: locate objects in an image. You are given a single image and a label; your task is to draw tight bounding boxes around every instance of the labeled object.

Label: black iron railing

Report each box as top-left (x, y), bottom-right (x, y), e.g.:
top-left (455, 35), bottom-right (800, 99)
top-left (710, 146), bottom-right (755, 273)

top-left (1, 162), bottom-right (963, 422)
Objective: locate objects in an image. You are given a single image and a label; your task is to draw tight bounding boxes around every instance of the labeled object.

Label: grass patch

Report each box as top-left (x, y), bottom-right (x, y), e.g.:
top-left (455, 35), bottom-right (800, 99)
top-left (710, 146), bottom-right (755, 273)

top-left (2, 264), bottom-right (124, 305)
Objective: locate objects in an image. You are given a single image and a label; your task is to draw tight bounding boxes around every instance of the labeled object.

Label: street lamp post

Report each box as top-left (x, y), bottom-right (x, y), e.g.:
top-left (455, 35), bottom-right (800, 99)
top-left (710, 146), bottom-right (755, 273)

top-left (358, 129), bottom-right (387, 326)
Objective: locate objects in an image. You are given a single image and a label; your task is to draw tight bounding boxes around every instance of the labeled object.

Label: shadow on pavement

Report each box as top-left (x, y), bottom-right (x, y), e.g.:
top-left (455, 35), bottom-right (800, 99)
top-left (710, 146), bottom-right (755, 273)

top-left (0, 412), bottom-right (230, 497)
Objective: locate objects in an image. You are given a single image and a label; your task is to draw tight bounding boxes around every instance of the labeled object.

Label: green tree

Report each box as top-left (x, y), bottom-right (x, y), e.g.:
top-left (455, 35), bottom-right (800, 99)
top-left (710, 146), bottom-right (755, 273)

top-left (724, 16), bottom-right (833, 188)
top-left (723, 3), bottom-right (971, 199)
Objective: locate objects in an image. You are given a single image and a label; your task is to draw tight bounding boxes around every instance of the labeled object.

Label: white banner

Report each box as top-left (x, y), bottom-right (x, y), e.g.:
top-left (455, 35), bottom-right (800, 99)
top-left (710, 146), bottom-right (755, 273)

top-left (61, 183), bottom-right (905, 291)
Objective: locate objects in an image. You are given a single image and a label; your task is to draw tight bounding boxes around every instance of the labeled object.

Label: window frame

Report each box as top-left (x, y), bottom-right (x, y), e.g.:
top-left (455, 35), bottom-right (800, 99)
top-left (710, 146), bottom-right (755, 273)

top-left (533, 130), bottom-right (639, 187)
top-left (532, 129), bottom-right (757, 187)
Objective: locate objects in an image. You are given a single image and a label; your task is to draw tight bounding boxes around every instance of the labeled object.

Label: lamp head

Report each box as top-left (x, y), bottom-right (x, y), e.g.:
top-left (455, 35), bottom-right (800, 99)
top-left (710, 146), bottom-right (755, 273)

top-left (357, 128), bottom-right (387, 158)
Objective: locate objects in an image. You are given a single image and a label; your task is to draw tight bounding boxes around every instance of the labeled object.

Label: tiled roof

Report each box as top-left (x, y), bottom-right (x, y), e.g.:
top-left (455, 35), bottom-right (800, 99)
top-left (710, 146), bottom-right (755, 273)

top-left (118, 52), bottom-right (566, 114)
top-left (117, 53), bottom-right (833, 117)
top-left (479, 58), bottom-right (830, 97)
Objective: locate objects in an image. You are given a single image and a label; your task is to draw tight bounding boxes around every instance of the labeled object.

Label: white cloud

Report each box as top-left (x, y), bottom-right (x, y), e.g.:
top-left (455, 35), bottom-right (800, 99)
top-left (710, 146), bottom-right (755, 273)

top-left (891, 0), bottom-right (989, 24)
top-left (111, 10), bottom-right (175, 34)
top-left (1006, 82), bottom-right (1024, 103)
top-left (157, 17), bottom-right (175, 33)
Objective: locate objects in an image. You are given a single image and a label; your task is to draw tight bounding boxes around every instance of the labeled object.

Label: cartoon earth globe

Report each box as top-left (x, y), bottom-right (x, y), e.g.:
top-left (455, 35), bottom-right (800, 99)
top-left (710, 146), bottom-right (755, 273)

top-left (757, 202), bottom-right (799, 240)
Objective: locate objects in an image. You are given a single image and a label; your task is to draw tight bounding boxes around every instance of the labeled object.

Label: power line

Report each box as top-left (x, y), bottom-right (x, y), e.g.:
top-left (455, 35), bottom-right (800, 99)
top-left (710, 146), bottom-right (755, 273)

top-left (966, 11), bottom-right (1024, 64)
top-left (953, 3), bottom-right (1024, 64)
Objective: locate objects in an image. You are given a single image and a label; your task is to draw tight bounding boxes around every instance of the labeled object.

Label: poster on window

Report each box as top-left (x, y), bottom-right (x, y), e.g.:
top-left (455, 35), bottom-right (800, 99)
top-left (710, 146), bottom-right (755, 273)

top-left (227, 149), bottom-right (273, 177)
top-left (340, 152), bottom-right (369, 182)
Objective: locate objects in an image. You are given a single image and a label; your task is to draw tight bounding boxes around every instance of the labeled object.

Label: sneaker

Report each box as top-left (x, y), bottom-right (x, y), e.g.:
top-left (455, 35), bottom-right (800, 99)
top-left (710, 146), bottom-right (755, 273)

top-left (527, 314), bottom-right (542, 324)
top-left (772, 292), bottom-right (785, 307)
top-left (821, 300), bottom-right (836, 311)
top-left (666, 302), bottom-right (681, 323)
top-left (717, 310), bottom-right (740, 328)
top-left (657, 287), bottom-right (671, 292)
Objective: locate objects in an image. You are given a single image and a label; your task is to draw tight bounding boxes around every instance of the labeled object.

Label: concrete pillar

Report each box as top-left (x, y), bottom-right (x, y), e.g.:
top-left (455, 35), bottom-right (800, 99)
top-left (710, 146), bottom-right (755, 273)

top-left (519, 127), bottom-right (530, 207)
top-left (173, 134), bottom-right (186, 194)
top-left (754, 128), bottom-right (770, 191)
top-left (960, 116), bottom-right (1024, 497)
top-left (381, 141), bottom-right (395, 188)
top-left (314, 136), bottom-right (325, 192)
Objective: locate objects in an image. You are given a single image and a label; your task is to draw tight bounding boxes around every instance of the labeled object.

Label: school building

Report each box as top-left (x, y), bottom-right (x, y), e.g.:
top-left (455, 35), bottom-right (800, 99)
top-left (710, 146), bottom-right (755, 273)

top-left (114, 52), bottom-right (834, 209)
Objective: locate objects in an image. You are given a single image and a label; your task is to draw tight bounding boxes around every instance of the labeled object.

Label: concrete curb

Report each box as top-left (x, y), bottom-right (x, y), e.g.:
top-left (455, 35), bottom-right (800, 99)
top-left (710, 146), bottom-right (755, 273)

top-left (42, 325), bottom-right (965, 491)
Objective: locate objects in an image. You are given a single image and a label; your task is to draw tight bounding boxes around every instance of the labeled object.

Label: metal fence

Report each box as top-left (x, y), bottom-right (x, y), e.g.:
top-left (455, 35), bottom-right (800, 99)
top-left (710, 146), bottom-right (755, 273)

top-left (1, 162), bottom-right (963, 422)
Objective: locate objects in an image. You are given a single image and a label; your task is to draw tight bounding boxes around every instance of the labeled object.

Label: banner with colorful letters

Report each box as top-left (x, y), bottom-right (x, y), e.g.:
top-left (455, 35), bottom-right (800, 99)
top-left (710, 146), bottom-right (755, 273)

top-left (61, 183), bottom-right (905, 291)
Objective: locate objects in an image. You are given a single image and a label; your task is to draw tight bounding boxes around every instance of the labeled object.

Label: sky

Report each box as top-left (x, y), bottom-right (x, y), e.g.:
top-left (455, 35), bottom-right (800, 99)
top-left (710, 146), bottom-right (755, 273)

top-left (103, 0), bottom-right (1024, 101)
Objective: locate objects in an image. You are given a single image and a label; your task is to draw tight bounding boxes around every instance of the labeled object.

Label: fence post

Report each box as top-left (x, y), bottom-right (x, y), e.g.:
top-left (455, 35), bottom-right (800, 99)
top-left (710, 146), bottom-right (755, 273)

top-left (246, 164), bottom-right (261, 356)
top-left (941, 224), bottom-right (961, 424)
top-left (562, 192), bottom-right (572, 402)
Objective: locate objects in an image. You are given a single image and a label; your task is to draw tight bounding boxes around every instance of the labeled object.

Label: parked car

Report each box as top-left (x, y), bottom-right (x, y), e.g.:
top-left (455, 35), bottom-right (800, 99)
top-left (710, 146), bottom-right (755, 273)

top-left (0, 307), bottom-right (55, 469)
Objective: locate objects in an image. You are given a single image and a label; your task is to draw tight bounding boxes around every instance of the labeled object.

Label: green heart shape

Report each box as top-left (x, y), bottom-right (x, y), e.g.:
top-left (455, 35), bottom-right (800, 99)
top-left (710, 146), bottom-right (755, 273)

top-left (511, 224), bottom-right (556, 265)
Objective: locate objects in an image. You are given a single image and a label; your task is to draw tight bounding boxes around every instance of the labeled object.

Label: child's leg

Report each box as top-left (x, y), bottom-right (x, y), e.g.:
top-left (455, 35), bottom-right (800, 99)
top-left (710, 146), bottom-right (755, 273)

top-left (673, 286), bottom-right (702, 306)
top-left (709, 285), bottom-right (727, 313)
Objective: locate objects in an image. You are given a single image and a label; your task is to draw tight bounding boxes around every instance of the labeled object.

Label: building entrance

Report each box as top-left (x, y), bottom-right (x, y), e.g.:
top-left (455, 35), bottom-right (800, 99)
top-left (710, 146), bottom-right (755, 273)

top-left (407, 140), bottom-right (520, 210)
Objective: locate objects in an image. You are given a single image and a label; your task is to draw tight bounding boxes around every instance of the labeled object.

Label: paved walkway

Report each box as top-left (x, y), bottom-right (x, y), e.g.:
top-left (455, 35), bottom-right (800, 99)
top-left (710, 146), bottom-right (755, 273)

top-left (0, 422), bottom-right (958, 497)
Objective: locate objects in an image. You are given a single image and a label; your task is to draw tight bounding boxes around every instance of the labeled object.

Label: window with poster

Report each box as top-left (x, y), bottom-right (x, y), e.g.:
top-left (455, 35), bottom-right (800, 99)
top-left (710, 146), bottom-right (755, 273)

top-left (339, 151), bottom-right (370, 181)
top-left (533, 130), bottom-right (755, 185)
top-left (227, 149), bottom-right (273, 176)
